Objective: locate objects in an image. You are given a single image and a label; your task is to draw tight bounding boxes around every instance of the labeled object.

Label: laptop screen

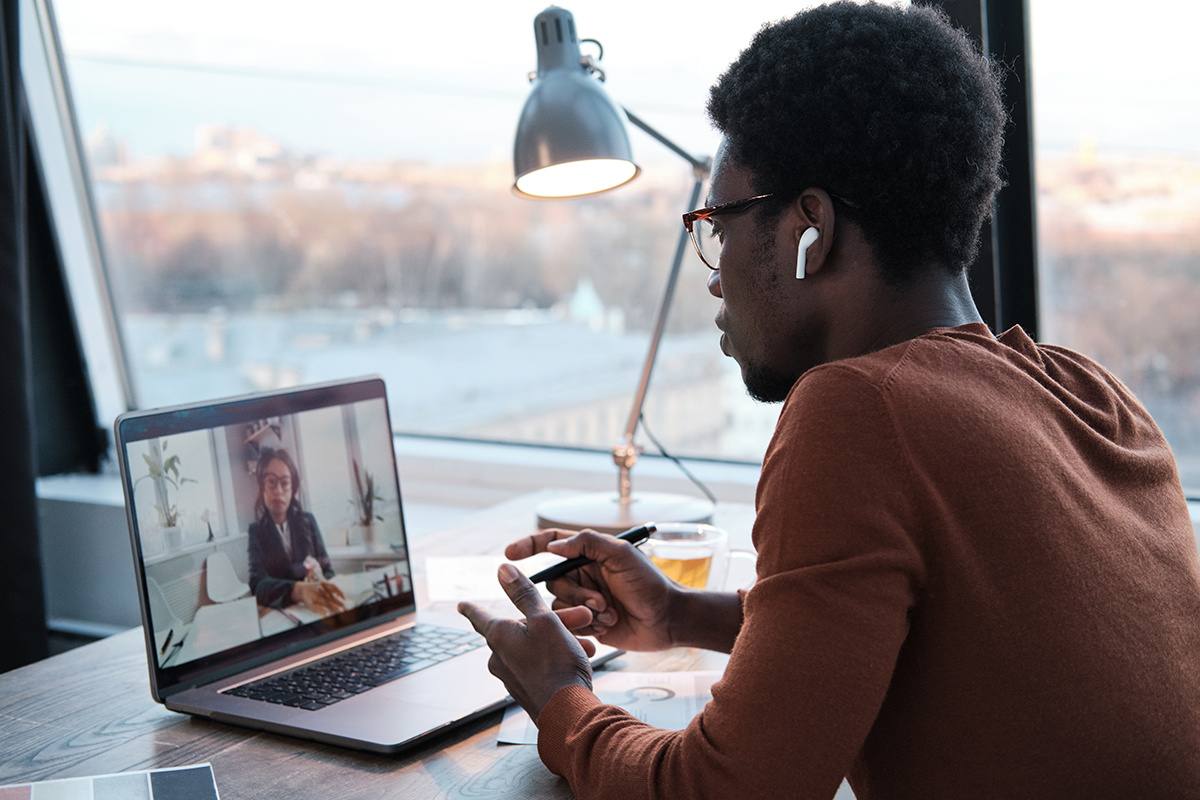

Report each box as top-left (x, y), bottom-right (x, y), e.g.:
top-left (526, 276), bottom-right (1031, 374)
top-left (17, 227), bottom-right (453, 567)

top-left (116, 377), bottom-right (414, 690)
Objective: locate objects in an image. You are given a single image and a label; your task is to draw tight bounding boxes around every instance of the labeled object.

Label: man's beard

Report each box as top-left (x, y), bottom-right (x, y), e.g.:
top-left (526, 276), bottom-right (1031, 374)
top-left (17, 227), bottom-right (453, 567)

top-left (740, 361), bottom-right (797, 404)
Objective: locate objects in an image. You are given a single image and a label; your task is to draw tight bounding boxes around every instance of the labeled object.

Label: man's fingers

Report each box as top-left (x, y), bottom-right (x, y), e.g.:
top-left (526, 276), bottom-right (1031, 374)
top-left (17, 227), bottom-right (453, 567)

top-left (499, 563), bottom-right (550, 617)
top-left (545, 529), bottom-right (637, 565)
top-left (505, 528), bottom-right (577, 560)
top-left (554, 605), bottom-right (594, 631)
top-left (458, 601), bottom-right (498, 638)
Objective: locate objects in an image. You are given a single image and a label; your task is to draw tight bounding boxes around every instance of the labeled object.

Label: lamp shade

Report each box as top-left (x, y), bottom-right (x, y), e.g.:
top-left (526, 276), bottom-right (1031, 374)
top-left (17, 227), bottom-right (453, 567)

top-left (513, 6), bottom-right (640, 198)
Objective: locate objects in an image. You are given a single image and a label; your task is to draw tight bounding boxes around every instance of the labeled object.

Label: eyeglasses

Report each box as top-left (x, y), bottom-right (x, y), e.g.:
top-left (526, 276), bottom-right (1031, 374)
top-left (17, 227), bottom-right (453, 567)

top-left (264, 474), bottom-right (293, 492)
top-left (682, 193), bottom-right (780, 270)
top-left (682, 191), bottom-right (860, 270)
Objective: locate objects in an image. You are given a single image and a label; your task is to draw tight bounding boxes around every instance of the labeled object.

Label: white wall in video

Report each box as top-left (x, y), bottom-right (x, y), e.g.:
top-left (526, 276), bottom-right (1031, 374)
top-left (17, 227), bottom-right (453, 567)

top-left (126, 397), bottom-right (410, 668)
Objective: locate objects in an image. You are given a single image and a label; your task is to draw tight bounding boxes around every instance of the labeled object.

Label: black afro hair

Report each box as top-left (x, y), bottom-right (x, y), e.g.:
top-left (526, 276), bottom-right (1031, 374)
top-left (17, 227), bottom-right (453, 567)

top-left (707, 1), bottom-right (1007, 283)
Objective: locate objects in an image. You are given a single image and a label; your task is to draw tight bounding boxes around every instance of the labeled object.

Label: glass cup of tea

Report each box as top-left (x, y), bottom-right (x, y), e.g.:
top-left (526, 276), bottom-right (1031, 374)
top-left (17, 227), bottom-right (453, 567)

top-left (644, 523), bottom-right (756, 591)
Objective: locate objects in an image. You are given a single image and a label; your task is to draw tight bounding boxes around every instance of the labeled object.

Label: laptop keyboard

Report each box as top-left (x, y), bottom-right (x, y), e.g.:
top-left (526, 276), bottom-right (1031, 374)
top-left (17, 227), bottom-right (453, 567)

top-left (224, 624), bottom-right (485, 711)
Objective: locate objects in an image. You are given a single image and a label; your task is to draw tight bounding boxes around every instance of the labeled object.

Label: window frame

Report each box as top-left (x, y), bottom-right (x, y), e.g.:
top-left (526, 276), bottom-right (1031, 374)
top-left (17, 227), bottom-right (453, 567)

top-left (34, 0), bottom-right (1039, 470)
top-left (928, 0), bottom-right (1039, 337)
top-left (21, 0), bottom-right (134, 437)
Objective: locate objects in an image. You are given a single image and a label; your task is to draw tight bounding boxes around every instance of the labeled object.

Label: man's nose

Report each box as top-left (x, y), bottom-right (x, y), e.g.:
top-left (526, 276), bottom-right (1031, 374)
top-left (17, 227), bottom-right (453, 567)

top-left (707, 269), bottom-right (722, 298)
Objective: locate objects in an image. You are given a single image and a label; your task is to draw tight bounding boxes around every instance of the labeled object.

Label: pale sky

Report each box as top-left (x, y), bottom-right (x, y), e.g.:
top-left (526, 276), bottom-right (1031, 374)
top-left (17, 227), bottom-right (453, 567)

top-left (51, 0), bottom-right (1200, 163)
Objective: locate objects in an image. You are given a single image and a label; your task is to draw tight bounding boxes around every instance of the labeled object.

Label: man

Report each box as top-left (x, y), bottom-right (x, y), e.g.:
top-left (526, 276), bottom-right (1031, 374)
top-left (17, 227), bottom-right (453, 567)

top-left (460, 3), bottom-right (1200, 797)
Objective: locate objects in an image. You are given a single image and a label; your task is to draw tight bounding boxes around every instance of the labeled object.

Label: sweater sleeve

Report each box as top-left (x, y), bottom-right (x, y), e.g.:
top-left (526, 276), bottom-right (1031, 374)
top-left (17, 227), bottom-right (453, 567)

top-left (534, 366), bottom-right (926, 799)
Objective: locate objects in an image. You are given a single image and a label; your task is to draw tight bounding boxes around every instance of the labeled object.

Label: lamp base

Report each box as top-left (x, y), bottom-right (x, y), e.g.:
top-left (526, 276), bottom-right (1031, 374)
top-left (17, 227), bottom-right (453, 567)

top-left (536, 491), bottom-right (714, 534)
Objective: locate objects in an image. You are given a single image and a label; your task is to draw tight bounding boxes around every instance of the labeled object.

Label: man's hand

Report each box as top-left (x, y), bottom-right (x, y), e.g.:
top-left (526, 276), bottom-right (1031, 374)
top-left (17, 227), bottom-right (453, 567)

top-left (507, 529), bottom-right (679, 652)
top-left (459, 563), bottom-right (595, 721)
top-left (291, 580), bottom-right (347, 616)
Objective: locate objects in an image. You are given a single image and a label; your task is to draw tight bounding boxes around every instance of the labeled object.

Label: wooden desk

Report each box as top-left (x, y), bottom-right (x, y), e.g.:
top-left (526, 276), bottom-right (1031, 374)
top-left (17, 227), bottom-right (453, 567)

top-left (0, 491), bottom-right (755, 798)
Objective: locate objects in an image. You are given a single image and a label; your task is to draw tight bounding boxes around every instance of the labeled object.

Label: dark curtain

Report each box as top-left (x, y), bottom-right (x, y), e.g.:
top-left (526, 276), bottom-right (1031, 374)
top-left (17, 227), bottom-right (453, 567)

top-left (0, 0), bottom-right (48, 672)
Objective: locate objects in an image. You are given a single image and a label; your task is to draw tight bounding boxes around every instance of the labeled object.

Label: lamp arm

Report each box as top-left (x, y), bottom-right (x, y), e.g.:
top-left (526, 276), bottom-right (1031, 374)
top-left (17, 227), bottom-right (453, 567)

top-left (623, 108), bottom-right (710, 174)
top-left (613, 135), bottom-right (709, 502)
top-left (620, 175), bottom-right (705, 446)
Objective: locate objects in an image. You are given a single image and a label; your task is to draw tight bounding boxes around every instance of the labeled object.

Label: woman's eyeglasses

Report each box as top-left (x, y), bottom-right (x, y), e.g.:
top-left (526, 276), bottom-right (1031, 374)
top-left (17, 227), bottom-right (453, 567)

top-left (264, 475), bottom-right (292, 492)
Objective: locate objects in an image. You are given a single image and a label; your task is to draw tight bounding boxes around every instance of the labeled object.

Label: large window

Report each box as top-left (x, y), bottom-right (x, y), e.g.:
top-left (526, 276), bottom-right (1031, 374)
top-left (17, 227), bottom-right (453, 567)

top-left (50, 1), bottom-right (1200, 489)
top-left (51, 1), bottom-right (823, 462)
top-left (1030, 0), bottom-right (1200, 490)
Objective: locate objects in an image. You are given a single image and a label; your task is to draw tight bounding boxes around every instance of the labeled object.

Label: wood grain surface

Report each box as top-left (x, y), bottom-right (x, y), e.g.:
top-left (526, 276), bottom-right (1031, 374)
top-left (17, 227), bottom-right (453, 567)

top-left (0, 491), bottom-right (754, 798)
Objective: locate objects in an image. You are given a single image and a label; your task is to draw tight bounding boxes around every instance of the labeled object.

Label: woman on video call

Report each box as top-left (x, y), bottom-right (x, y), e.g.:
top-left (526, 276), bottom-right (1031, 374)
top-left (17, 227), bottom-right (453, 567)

top-left (247, 447), bottom-right (346, 616)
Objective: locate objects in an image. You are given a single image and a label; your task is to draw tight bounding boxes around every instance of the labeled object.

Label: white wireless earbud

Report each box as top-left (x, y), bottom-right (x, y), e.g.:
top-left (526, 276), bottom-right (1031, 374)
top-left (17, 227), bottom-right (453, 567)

top-left (796, 227), bottom-right (820, 279)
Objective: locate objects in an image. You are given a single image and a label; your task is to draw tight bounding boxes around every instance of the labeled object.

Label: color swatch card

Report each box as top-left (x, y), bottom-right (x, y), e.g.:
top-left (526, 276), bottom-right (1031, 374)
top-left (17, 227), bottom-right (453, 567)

top-left (0, 764), bottom-right (219, 799)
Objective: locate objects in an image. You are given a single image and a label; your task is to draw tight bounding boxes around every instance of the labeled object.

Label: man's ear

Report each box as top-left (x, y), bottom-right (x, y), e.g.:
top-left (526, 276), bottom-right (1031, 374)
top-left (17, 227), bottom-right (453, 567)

top-left (792, 189), bottom-right (835, 279)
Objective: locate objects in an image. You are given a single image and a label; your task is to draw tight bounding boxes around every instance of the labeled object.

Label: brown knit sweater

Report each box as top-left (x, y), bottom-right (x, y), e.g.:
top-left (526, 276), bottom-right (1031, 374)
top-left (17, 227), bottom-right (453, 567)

top-left (536, 323), bottom-right (1200, 799)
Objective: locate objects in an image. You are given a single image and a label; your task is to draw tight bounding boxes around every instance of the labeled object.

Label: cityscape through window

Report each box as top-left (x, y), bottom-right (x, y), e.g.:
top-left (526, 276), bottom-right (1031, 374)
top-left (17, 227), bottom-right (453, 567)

top-left (53, 1), bottom-right (1200, 489)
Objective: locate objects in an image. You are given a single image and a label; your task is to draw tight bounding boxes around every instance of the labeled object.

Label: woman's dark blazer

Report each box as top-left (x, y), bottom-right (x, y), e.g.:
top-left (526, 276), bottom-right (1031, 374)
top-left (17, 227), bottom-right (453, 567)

top-left (247, 508), bottom-right (335, 608)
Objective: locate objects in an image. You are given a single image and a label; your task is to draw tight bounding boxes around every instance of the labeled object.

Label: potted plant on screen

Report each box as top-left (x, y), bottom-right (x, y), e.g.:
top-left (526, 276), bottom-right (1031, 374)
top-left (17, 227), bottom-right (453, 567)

top-left (350, 458), bottom-right (385, 551)
top-left (136, 439), bottom-right (196, 551)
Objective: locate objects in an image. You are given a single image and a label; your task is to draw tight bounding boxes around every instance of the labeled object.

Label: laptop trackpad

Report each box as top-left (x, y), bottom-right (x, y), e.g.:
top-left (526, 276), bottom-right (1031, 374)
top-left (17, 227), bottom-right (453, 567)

top-left (305, 691), bottom-right (465, 745)
top-left (369, 652), bottom-right (507, 714)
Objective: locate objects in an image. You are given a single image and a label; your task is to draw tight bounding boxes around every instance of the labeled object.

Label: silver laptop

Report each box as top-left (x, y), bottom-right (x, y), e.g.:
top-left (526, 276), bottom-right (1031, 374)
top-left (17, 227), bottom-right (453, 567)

top-left (115, 376), bottom-right (616, 753)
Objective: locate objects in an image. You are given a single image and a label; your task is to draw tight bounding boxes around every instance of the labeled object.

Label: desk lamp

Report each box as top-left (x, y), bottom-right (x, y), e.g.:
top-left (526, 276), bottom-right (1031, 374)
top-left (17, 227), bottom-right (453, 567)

top-left (515, 5), bottom-right (715, 533)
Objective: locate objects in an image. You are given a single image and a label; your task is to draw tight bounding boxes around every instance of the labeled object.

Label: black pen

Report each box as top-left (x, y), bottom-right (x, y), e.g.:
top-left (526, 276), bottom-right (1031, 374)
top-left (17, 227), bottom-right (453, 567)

top-left (529, 524), bottom-right (657, 584)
